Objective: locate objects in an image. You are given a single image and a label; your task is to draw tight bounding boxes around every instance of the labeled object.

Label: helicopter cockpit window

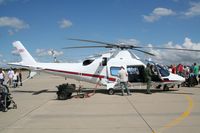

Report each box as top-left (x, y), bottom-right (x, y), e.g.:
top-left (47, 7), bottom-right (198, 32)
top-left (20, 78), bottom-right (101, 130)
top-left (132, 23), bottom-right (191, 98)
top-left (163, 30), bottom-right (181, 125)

top-left (110, 67), bottom-right (121, 76)
top-left (83, 59), bottom-right (94, 66)
top-left (156, 64), bottom-right (170, 77)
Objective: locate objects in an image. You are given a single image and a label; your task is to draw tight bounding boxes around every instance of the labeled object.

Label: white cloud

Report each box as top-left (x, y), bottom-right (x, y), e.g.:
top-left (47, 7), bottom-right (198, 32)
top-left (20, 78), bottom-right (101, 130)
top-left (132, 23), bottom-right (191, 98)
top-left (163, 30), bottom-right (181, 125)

top-left (58, 19), bottom-right (72, 29)
top-left (0, 0), bottom-right (16, 5)
top-left (184, 2), bottom-right (200, 17)
top-left (0, 16), bottom-right (29, 29)
top-left (0, 16), bottom-right (29, 35)
top-left (36, 49), bottom-right (48, 57)
top-left (120, 38), bottom-right (200, 65)
top-left (48, 50), bottom-right (63, 57)
top-left (0, 0), bottom-right (6, 5)
top-left (149, 37), bottom-right (200, 65)
top-left (118, 38), bottom-right (140, 46)
top-left (143, 7), bottom-right (175, 22)
top-left (36, 48), bottom-right (63, 57)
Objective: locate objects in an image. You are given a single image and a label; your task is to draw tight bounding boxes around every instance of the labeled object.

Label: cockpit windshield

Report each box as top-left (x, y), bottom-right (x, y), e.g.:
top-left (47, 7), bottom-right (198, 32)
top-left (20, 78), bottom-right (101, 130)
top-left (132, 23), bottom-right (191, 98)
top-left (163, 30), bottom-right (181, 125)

top-left (156, 64), bottom-right (170, 77)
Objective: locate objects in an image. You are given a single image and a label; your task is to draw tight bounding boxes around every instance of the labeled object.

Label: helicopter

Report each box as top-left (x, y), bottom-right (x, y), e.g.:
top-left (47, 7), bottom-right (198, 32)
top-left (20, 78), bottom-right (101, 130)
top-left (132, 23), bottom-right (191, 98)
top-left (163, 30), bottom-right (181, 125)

top-left (9, 39), bottom-right (200, 99)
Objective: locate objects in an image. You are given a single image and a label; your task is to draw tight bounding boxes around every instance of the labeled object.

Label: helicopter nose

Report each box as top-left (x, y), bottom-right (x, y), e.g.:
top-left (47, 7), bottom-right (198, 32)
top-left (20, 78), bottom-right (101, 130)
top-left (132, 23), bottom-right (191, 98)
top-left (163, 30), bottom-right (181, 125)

top-left (175, 74), bottom-right (185, 82)
top-left (169, 73), bottom-right (185, 82)
top-left (179, 75), bottom-right (185, 82)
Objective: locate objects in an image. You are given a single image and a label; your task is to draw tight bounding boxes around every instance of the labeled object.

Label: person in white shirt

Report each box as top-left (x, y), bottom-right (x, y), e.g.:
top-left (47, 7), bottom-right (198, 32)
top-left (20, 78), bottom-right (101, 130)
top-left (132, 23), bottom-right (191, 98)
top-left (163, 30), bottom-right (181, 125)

top-left (0, 68), bottom-right (5, 85)
top-left (13, 70), bottom-right (19, 88)
top-left (118, 66), bottom-right (131, 96)
top-left (7, 68), bottom-right (14, 87)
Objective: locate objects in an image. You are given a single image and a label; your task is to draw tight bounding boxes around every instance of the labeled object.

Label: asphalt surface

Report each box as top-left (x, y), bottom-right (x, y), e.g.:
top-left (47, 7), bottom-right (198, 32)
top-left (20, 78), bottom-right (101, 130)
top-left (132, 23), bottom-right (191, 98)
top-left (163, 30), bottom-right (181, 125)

top-left (0, 72), bottom-right (200, 133)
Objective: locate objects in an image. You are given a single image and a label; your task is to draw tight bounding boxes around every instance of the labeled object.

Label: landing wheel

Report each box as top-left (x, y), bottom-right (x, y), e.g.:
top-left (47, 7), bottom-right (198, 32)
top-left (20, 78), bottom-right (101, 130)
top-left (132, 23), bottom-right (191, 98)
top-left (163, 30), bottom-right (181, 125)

top-left (108, 88), bottom-right (115, 95)
top-left (163, 85), bottom-right (169, 91)
top-left (156, 85), bottom-right (161, 89)
top-left (57, 91), bottom-right (69, 100)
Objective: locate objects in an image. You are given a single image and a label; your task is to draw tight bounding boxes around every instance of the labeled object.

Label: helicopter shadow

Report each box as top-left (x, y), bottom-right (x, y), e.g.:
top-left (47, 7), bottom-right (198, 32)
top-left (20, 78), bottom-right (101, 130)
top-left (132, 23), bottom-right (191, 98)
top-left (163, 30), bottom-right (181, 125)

top-left (11, 89), bottom-right (57, 95)
top-left (93, 88), bottom-right (194, 96)
top-left (10, 87), bottom-right (194, 98)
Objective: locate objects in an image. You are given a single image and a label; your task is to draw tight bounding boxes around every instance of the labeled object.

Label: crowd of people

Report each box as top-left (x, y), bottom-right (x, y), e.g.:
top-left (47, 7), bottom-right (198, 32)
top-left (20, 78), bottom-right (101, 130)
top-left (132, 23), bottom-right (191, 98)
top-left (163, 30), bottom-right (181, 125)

top-left (0, 68), bottom-right (22, 88)
top-left (169, 63), bottom-right (200, 86)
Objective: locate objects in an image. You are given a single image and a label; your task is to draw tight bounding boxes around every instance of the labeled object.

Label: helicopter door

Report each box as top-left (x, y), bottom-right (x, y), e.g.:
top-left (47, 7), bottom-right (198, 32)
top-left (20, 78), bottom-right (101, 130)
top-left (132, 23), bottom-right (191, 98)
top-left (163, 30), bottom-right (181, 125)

top-left (150, 64), bottom-right (162, 82)
top-left (127, 65), bottom-right (145, 83)
top-left (144, 63), bottom-right (165, 82)
top-left (152, 64), bottom-right (169, 81)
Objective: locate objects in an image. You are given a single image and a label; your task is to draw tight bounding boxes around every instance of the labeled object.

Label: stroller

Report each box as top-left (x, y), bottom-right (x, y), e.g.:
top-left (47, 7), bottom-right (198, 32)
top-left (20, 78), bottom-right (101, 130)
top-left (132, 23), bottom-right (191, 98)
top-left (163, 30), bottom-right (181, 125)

top-left (182, 73), bottom-right (198, 87)
top-left (0, 84), bottom-right (17, 112)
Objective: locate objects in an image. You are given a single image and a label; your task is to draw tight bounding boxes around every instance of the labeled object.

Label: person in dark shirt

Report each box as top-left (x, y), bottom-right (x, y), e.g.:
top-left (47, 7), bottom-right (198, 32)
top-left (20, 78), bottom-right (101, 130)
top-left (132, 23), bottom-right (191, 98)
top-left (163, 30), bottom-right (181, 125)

top-left (144, 63), bottom-right (152, 94)
top-left (18, 69), bottom-right (22, 86)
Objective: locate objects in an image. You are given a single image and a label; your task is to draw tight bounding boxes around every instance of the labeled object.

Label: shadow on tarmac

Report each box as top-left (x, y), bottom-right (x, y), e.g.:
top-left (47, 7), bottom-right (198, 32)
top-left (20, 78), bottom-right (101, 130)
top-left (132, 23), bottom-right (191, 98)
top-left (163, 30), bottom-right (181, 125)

top-left (11, 88), bottom-right (194, 96)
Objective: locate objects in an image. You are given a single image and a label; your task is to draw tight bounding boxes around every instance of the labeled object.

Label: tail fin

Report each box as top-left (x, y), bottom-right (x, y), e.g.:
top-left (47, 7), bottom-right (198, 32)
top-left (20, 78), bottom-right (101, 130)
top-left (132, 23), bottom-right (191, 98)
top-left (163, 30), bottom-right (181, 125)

top-left (13, 41), bottom-right (37, 66)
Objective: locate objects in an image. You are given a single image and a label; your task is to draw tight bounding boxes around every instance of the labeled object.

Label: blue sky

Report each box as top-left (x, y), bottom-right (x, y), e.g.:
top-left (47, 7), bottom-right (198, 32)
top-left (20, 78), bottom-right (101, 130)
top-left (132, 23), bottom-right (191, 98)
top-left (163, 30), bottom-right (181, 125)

top-left (0, 0), bottom-right (200, 65)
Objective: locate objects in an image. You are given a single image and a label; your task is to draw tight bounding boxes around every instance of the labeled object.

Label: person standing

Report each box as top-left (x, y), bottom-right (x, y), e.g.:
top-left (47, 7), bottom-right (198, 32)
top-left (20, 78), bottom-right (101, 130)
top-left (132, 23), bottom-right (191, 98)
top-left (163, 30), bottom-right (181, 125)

top-left (18, 69), bottom-right (22, 86)
top-left (144, 63), bottom-right (152, 94)
top-left (7, 68), bottom-right (14, 87)
top-left (193, 63), bottom-right (199, 85)
top-left (0, 68), bottom-right (5, 85)
top-left (171, 64), bottom-right (177, 74)
top-left (177, 64), bottom-right (184, 76)
top-left (13, 70), bottom-right (19, 88)
top-left (118, 66), bottom-right (131, 96)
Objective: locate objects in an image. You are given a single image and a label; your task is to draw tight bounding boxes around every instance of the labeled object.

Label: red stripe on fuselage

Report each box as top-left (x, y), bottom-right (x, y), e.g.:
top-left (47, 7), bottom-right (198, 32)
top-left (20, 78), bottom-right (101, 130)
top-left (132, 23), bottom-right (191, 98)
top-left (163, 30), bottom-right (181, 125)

top-left (161, 80), bottom-right (177, 82)
top-left (45, 69), bottom-right (116, 81)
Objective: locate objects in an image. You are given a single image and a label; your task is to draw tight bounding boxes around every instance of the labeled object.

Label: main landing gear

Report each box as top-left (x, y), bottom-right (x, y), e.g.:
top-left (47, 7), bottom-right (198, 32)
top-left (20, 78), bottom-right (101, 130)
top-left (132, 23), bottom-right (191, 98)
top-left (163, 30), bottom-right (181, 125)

top-left (108, 88), bottom-right (115, 95)
top-left (163, 85), bottom-right (169, 91)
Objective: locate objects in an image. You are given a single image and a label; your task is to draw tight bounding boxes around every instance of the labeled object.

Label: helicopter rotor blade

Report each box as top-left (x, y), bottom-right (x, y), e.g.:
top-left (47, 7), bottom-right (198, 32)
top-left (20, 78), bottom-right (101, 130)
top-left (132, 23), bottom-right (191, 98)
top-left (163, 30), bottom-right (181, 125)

top-left (133, 48), bottom-right (155, 56)
top-left (63, 45), bottom-right (109, 49)
top-left (68, 38), bottom-right (117, 47)
top-left (67, 38), bottom-right (156, 56)
top-left (67, 38), bottom-right (200, 56)
top-left (142, 46), bottom-right (200, 52)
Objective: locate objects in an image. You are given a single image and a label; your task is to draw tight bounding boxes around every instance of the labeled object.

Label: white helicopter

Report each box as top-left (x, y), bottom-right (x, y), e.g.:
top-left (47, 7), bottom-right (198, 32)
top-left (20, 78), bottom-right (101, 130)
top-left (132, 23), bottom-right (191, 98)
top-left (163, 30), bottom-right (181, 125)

top-left (9, 39), bottom-right (198, 99)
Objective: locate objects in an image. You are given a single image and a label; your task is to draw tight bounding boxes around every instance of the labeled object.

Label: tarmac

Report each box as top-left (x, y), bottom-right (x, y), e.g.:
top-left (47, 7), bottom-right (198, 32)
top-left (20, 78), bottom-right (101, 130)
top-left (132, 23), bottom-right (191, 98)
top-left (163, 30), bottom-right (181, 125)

top-left (0, 72), bottom-right (200, 133)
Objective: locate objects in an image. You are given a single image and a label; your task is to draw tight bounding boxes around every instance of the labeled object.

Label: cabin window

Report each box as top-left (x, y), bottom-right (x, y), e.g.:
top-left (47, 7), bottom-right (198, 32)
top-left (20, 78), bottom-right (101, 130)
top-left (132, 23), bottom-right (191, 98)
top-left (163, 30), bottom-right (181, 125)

top-left (102, 57), bottom-right (107, 66)
top-left (127, 65), bottom-right (145, 82)
top-left (110, 67), bottom-right (121, 76)
top-left (83, 59), bottom-right (94, 66)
